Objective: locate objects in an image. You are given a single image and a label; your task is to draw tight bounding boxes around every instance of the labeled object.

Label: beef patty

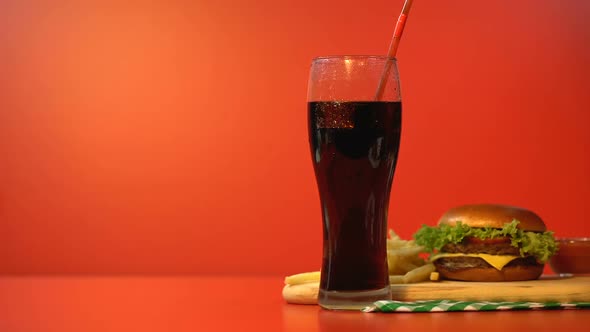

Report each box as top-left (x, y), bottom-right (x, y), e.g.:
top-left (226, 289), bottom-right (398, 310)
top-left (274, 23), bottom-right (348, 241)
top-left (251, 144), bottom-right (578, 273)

top-left (434, 255), bottom-right (540, 271)
top-left (441, 241), bottom-right (521, 256)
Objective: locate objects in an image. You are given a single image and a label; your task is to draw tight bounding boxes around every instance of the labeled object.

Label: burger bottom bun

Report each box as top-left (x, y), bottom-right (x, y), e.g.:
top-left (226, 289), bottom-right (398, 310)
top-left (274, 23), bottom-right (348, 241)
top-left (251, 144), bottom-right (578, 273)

top-left (434, 263), bottom-right (544, 282)
top-left (282, 282), bottom-right (319, 304)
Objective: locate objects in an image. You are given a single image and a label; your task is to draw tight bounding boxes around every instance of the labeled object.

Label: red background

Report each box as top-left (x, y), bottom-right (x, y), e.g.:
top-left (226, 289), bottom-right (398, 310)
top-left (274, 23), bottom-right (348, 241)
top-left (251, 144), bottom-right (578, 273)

top-left (0, 0), bottom-right (588, 275)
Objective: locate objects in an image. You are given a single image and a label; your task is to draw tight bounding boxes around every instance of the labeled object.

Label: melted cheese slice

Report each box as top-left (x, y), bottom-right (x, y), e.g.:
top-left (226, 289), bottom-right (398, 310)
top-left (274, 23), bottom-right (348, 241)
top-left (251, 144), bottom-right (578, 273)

top-left (431, 253), bottom-right (520, 271)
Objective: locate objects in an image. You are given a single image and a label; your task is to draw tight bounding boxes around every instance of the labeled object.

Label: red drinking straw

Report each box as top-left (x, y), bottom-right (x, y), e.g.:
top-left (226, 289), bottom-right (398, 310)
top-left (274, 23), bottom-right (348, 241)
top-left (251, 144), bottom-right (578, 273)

top-left (374, 0), bottom-right (414, 100)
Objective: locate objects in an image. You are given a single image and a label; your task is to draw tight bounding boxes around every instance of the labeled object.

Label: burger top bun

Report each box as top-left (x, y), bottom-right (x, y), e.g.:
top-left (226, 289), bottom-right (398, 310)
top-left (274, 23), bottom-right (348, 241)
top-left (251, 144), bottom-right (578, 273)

top-left (438, 204), bottom-right (546, 232)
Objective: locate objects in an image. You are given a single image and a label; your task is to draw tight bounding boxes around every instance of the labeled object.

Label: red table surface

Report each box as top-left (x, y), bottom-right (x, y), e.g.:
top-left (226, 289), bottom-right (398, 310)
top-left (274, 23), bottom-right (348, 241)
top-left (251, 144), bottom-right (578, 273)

top-left (0, 276), bottom-right (588, 332)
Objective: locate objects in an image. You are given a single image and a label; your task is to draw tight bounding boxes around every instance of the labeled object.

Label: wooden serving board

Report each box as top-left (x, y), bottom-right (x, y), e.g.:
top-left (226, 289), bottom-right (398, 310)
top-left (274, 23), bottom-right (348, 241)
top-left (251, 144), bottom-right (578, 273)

top-left (391, 276), bottom-right (590, 302)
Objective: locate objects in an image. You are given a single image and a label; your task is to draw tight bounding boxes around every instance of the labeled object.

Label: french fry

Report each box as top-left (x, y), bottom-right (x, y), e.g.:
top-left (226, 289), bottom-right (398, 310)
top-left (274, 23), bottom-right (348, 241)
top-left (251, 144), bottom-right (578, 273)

top-left (388, 229), bottom-right (402, 241)
top-left (284, 271), bottom-right (321, 285)
top-left (387, 239), bottom-right (410, 250)
top-left (388, 246), bottom-right (423, 258)
top-left (389, 275), bottom-right (406, 284)
top-left (403, 263), bottom-right (436, 284)
top-left (410, 255), bottom-right (426, 267)
top-left (430, 271), bottom-right (440, 281)
top-left (387, 229), bottom-right (429, 279)
top-left (386, 234), bottom-right (417, 250)
top-left (397, 260), bottom-right (420, 273)
top-left (388, 253), bottom-right (403, 275)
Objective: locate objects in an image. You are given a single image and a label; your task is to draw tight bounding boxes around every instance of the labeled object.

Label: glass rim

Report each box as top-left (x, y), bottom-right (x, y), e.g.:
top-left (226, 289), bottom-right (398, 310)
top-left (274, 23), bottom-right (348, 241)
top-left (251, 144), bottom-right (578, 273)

top-left (312, 55), bottom-right (398, 62)
top-left (555, 237), bottom-right (590, 242)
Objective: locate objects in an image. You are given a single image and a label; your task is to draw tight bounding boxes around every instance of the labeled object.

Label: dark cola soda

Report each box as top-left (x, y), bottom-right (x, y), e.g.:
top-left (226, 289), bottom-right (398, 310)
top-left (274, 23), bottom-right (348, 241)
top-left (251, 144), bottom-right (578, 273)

top-left (308, 101), bottom-right (402, 296)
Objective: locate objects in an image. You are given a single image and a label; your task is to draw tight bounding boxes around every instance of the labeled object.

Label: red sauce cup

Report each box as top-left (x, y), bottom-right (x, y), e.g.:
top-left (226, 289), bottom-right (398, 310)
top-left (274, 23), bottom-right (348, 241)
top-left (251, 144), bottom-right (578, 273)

top-left (549, 238), bottom-right (590, 275)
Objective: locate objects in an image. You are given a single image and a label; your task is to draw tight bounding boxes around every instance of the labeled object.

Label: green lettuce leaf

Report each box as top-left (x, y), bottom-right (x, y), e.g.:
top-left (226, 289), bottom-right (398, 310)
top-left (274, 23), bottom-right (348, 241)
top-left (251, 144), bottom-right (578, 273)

top-left (413, 219), bottom-right (558, 263)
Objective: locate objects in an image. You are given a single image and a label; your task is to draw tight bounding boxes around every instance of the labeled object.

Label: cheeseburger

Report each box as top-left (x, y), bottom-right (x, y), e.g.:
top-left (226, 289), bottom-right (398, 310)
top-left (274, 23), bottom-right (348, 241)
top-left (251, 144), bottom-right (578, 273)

top-left (414, 204), bottom-right (558, 282)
